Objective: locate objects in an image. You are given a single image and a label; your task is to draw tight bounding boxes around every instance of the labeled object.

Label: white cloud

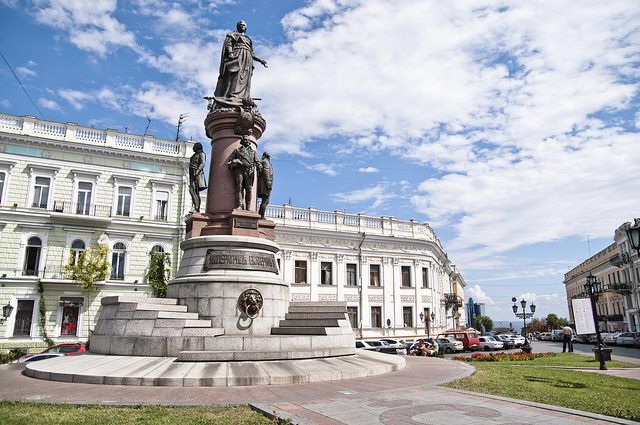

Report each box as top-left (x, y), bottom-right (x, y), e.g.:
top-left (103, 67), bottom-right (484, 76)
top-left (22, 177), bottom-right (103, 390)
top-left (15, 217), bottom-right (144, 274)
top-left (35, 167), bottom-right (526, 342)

top-left (38, 97), bottom-right (61, 110)
top-left (0, 99), bottom-right (10, 109)
top-left (59, 89), bottom-right (91, 110)
top-left (307, 163), bottom-right (338, 176)
top-left (333, 183), bottom-right (396, 210)
top-left (32, 0), bottom-right (137, 55)
top-left (358, 166), bottom-right (379, 173)
top-left (466, 284), bottom-right (494, 305)
top-left (15, 66), bottom-right (36, 78)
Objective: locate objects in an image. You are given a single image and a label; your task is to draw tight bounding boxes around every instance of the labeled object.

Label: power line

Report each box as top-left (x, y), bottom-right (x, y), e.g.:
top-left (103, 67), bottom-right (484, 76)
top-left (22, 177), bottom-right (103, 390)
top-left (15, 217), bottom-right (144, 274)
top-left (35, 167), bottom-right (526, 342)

top-left (0, 49), bottom-right (45, 119)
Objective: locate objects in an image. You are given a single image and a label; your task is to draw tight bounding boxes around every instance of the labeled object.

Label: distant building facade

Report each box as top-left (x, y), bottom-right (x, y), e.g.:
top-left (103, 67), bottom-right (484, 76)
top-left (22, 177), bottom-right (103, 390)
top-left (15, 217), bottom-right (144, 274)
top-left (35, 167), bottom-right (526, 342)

top-left (0, 113), bottom-right (465, 351)
top-left (564, 221), bottom-right (640, 332)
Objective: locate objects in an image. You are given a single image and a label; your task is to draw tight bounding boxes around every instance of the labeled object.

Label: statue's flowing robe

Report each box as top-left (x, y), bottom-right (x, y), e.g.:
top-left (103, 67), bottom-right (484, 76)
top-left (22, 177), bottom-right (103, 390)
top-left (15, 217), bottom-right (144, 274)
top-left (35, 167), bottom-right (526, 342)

top-left (214, 32), bottom-right (255, 102)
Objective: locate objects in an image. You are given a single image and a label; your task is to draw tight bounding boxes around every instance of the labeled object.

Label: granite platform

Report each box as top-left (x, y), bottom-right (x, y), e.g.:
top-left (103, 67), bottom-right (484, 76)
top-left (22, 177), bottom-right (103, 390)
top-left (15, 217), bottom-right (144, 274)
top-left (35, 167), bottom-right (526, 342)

top-left (23, 349), bottom-right (405, 387)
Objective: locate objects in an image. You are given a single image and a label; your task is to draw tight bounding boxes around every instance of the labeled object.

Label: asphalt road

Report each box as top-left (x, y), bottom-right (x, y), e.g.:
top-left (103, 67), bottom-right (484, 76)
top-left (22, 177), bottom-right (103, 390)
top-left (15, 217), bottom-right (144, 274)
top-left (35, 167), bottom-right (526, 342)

top-left (438, 339), bottom-right (640, 364)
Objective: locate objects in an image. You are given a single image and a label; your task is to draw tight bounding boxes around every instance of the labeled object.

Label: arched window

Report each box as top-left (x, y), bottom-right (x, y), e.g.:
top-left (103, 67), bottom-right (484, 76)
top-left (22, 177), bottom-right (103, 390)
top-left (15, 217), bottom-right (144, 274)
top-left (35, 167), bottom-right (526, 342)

top-left (23, 237), bottom-right (42, 276)
top-left (70, 239), bottom-right (86, 266)
top-left (110, 242), bottom-right (127, 280)
top-left (150, 244), bottom-right (165, 254)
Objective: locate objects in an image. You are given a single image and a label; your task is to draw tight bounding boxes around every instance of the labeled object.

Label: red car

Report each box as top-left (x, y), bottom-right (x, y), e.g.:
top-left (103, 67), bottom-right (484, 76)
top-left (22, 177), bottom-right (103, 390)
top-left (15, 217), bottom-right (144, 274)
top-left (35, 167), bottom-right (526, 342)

top-left (18, 343), bottom-right (86, 363)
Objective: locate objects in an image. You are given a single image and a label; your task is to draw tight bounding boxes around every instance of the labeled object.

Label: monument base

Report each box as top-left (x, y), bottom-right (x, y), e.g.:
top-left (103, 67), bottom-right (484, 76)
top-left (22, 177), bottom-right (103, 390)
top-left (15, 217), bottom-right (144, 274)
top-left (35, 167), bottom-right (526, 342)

top-left (24, 350), bottom-right (405, 387)
top-left (186, 210), bottom-right (275, 240)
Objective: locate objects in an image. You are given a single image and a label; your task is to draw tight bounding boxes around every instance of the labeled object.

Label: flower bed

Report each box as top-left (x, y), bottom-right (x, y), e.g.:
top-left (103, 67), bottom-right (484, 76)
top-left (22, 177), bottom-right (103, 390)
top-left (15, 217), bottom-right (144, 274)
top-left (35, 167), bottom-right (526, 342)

top-left (451, 352), bottom-right (556, 362)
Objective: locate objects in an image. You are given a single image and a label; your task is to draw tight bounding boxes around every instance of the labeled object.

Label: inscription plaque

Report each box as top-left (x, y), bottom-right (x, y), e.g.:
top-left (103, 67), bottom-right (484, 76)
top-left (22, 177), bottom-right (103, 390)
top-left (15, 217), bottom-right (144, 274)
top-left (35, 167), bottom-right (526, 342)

top-left (204, 249), bottom-right (278, 273)
top-left (234, 217), bottom-right (258, 229)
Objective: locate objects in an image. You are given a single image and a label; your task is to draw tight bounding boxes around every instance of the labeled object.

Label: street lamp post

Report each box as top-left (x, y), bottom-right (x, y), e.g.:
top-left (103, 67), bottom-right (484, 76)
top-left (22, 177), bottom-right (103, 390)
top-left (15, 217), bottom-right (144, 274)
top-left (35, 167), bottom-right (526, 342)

top-left (512, 297), bottom-right (536, 348)
top-left (585, 273), bottom-right (607, 371)
top-left (419, 311), bottom-right (436, 338)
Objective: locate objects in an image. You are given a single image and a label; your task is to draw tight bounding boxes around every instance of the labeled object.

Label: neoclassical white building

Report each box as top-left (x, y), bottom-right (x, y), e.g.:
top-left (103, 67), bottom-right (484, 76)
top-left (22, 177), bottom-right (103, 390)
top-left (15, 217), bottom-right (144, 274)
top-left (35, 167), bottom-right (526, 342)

top-left (0, 113), bottom-right (464, 351)
top-left (564, 221), bottom-right (640, 332)
top-left (266, 206), bottom-right (464, 339)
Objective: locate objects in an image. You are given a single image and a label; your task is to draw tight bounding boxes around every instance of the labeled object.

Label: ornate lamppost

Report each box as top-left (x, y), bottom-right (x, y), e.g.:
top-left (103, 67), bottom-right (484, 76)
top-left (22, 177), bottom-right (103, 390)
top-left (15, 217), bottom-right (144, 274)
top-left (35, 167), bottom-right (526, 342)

top-left (512, 297), bottom-right (536, 349)
top-left (627, 218), bottom-right (640, 257)
top-left (420, 311), bottom-right (436, 338)
top-left (585, 273), bottom-right (608, 370)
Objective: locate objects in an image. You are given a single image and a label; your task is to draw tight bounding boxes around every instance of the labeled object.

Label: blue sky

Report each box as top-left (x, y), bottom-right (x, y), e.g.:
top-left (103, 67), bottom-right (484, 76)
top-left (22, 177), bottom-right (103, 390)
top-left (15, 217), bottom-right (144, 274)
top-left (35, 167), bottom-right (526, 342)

top-left (1, 0), bottom-right (639, 320)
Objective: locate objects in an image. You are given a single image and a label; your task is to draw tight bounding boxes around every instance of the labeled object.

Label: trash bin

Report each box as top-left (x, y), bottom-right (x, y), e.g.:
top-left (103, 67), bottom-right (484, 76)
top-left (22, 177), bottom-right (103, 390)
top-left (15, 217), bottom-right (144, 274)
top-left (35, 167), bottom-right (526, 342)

top-left (592, 346), bottom-right (612, 362)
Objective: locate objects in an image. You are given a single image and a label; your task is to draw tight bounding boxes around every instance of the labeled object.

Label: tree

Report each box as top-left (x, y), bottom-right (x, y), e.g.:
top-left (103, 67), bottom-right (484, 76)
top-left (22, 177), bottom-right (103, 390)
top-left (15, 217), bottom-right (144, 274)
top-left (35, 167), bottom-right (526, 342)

top-left (65, 245), bottom-right (110, 291)
top-left (527, 318), bottom-right (547, 334)
top-left (545, 313), bottom-right (569, 330)
top-left (474, 315), bottom-right (493, 332)
top-left (146, 253), bottom-right (171, 298)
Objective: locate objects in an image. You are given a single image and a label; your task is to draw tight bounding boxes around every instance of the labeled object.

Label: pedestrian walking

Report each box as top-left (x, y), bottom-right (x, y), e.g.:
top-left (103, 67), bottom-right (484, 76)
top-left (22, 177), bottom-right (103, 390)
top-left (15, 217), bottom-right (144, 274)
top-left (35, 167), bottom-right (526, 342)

top-left (562, 325), bottom-right (574, 353)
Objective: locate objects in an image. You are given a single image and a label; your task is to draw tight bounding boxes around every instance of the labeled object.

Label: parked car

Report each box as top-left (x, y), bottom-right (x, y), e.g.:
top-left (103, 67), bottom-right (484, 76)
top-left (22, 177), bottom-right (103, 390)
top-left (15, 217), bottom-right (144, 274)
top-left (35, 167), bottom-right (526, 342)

top-left (508, 335), bottom-right (526, 347)
top-left (18, 343), bottom-right (86, 363)
top-left (380, 338), bottom-right (406, 351)
top-left (494, 334), bottom-right (515, 349)
top-left (616, 332), bottom-right (640, 347)
top-left (436, 336), bottom-right (464, 354)
top-left (355, 340), bottom-right (380, 351)
top-left (365, 340), bottom-right (398, 354)
top-left (478, 336), bottom-right (504, 351)
top-left (604, 333), bottom-right (621, 345)
top-left (539, 332), bottom-right (552, 341)
top-left (438, 331), bottom-right (480, 351)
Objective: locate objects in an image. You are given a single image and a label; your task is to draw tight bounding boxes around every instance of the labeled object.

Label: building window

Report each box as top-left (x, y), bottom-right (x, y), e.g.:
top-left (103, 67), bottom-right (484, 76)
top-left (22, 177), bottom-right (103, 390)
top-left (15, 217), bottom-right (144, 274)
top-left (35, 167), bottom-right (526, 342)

top-left (0, 171), bottom-right (5, 204)
top-left (401, 266), bottom-right (411, 287)
top-left (116, 186), bottom-right (132, 216)
top-left (154, 190), bottom-right (169, 221)
top-left (23, 236), bottom-right (42, 276)
top-left (13, 300), bottom-right (35, 336)
top-left (294, 260), bottom-right (307, 284)
top-left (369, 264), bottom-right (381, 287)
top-left (32, 176), bottom-right (51, 208)
top-left (75, 182), bottom-right (93, 215)
top-left (422, 268), bottom-right (429, 288)
top-left (111, 242), bottom-right (127, 280)
top-left (320, 262), bottom-right (332, 285)
top-left (346, 263), bottom-right (358, 286)
top-left (60, 297), bottom-right (82, 336)
top-left (403, 306), bottom-right (413, 327)
top-left (347, 306), bottom-right (358, 328)
top-left (370, 306), bottom-right (382, 328)
top-left (69, 239), bottom-right (86, 266)
top-left (150, 244), bottom-right (165, 254)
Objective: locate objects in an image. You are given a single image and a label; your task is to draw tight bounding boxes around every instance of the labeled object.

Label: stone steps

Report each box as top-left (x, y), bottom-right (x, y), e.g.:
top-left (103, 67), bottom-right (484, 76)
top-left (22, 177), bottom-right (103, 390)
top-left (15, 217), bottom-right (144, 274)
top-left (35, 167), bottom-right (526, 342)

top-left (287, 305), bottom-right (347, 313)
top-left (289, 301), bottom-right (348, 307)
top-left (278, 319), bottom-right (344, 327)
top-left (177, 347), bottom-right (355, 362)
top-left (285, 312), bottom-right (348, 320)
top-left (102, 296), bottom-right (178, 306)
top-left (135, 303), bottom-right (188, 312)
top-left (157, 311), bottom-right (199, 320)
top-left (271, 327), bottom-right (328, 335)
top-left (184, 319), bottom-right (212, 328)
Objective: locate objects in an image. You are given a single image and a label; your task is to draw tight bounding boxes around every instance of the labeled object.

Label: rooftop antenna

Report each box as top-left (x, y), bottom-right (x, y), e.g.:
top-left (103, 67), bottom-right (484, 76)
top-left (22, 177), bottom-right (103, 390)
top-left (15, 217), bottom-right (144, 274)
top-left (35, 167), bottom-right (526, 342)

top-left (143, 115), bottom-right (151, 136)
top-left (176, 113), bottom-right (189, 142)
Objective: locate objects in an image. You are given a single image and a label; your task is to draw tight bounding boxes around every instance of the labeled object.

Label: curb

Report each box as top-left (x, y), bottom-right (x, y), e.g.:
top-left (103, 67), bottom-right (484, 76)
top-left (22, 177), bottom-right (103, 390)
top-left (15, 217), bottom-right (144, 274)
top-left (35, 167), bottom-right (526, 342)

top-left (250, 403), bottom-right (311, 425)
top-left (445, 387), bottom-right (639, 425)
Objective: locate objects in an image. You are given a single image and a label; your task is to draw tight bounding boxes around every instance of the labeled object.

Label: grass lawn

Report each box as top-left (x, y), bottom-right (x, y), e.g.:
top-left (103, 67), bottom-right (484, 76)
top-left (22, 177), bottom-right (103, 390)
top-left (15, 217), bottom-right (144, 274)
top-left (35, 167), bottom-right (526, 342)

top-left (444, 353), bottom-right (640, 421)
top-left (0, 402), bottom-right (273, 425)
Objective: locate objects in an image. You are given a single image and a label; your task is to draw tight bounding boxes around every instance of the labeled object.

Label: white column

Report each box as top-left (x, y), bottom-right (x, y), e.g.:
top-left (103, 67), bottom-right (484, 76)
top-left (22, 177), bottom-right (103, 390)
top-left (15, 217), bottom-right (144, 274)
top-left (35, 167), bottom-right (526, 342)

top-left (309, 252), bottom-right (319, 301)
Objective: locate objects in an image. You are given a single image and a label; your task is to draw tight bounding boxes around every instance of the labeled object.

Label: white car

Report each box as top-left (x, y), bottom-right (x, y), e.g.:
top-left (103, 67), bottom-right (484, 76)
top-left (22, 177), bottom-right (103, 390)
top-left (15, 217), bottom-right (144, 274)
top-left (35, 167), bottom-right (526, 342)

top-left (355, 341), bottom-right (380, 351)
top-left (616, 332), bottom-right (639, 347)
top-left (478, 336), bottom-right (504, 351)
top-left (603, 333), bottom-right (621, 345)
top-left (509, 335), bottom-right (526, 346)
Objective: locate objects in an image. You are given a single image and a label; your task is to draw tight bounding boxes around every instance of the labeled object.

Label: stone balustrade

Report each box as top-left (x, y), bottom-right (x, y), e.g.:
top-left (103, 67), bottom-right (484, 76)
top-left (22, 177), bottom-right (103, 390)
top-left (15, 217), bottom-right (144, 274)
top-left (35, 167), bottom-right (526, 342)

top-left (265, 205), bottom-right (441, 246)
top-left (0, 113), bottom-right (189, 158)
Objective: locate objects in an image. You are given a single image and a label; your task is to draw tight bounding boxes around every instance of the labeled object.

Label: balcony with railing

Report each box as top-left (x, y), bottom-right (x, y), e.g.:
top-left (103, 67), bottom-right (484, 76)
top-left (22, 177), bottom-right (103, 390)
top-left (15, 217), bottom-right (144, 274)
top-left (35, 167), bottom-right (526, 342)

top-left (607, 282), bottom-right (633, 294)
top-left (52, 200), bottom-right (112, 217)
top-left (0, 113), bottom-right (190, 158)
top-left (264, 205), bottom-right (441, 246)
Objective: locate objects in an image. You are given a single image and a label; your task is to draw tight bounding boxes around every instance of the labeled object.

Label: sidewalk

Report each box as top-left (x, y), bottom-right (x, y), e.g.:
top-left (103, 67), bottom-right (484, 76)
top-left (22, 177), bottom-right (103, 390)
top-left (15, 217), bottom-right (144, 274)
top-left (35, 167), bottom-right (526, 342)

top-left (1, 356), bottom-right (636, 424)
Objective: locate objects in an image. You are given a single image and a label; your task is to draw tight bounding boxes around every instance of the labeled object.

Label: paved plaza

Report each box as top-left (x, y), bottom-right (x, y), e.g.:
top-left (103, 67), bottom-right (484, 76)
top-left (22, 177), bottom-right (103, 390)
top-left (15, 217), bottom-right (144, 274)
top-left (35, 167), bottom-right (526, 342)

top-left (2, 355), bottom-right (637, 425)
